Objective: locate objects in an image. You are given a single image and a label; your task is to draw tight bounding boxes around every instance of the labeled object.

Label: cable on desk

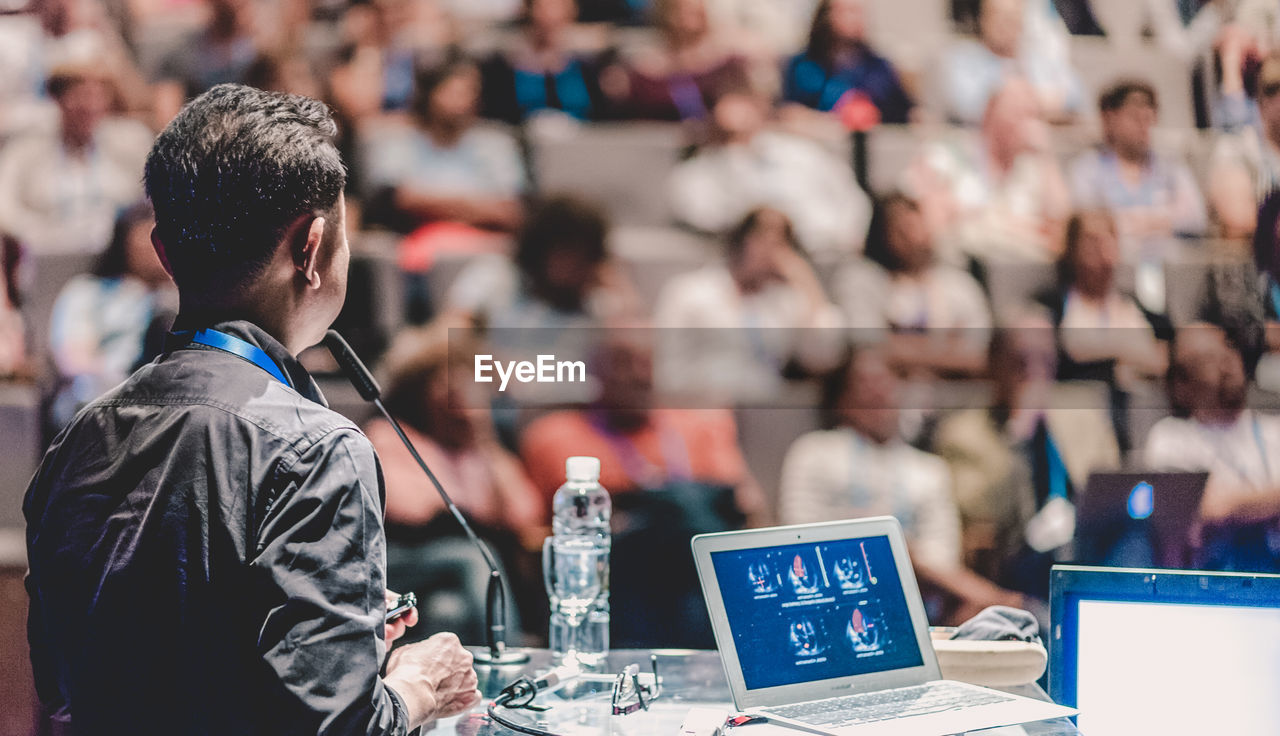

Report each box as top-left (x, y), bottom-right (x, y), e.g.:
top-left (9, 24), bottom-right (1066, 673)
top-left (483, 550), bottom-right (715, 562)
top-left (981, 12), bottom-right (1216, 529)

top-left (486, 677), bottom-right (566, 736)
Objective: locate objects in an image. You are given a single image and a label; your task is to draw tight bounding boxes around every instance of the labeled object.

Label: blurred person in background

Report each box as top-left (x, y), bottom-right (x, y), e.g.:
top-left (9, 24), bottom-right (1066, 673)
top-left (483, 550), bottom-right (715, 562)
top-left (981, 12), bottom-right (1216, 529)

top-left (47, 202), bottom-right (175, 431)
top-left (1210, 51), bottom-right (1280, 239)
top-left (0, 61), bottom-right (150, 254)
top-left (600, 0), bottom-right (751, 121)
top-left (905, 77), bottom-right (1071, 264)
top-left (154, 0), bottom-right (262, 109)
top-left (653, 207), bottom-right (845, 403)
top-left (0, 234), bottom-right (25, 378)
top-left (1039, 210), bottom-right (1170, 387)
top-left (933, 317), bottom-right (1120, 600)
top-left (479, 0), bottom-right (607, 124)
top-left (520, 324), bottom-right (765, 647)
top-left (936, 0), bottom-right (1083, 126)
top-left (668, 86), bottom-right (872, 258)
top-left (362, 55), bottom-right (526, 318)
top-left (366, 325), bottom-right (542, 642)
top-left (244, 51), bottom-right (323, 100)
top-left (833, 193), bottom-right (992, 377)
top-left (1146, 323), bottom-right (1280, 572)
top-left (445, 195), bottom-right (637, 330)
top-left (780, 0), bottom-right (913, 126)
top-left (1068, 81), bottom-right (1208, 264)
top-left (779, 345), bottom-right (1029, 624)
top-left (347, 0), bottom-right (458, 113)
top-left (324, 42), bottom-right (389, 220)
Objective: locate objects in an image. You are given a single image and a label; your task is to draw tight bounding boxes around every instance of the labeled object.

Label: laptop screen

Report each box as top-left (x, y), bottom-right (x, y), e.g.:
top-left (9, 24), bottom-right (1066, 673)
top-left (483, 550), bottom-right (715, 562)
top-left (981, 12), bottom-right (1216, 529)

top-left (710, 534), bottom-right (923, 691)
top-left (1071, 598), bottom-right (1280, 735)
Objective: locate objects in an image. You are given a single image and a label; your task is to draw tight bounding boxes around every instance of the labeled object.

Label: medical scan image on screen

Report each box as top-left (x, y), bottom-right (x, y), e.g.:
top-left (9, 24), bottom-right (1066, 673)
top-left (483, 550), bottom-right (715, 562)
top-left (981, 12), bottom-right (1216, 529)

top-left (1074, 599), bottom-right (1280, 736)
top-left (711, 535), bottom-right (923, 691)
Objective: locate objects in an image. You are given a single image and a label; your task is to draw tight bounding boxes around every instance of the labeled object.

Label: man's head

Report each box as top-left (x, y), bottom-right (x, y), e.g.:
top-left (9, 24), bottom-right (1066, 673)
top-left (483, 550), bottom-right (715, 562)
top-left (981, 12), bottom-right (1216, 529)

top-left (1169, 324), bottom-right (1248, 422)
top-left (515, 196), bottom-right (610, 312)
top-left (709, 86), bottom-right (768, 144)
top-left (1099, 80), bottom-right (1157, 161)
top-left (982, 77), bottom-right (1045, 159)
top-left (592, 324), bottom-right (656, 430)
top-left (827, 346), bottom-right (900, 445)
top-left (979, 0), bottom-right (1023, 58)
top-left (47, 64), bottom-right (113, 150)
top-left (989, 313), bottom-right (1057, 412)
top-left (412, 57), bottom-right (482, 132)
top-left (864, 193), bottom-right (933, 274)
top-left (144, 84), bottom-right (348, 348)
top-left (1257, 53), bottom-right (1280, 146)
top-left (1059, 210), bottom-right (1120, 299)
top-left (726, 207), bottom-right (801, 292)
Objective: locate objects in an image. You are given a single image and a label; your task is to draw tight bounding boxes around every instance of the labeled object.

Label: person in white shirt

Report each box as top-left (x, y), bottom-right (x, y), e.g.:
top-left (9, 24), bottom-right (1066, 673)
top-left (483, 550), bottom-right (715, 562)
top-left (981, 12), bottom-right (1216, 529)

top-left (1145, 323), bottom-right (1280, 570)
top-left (833, 193), bottom-right (992, 377)
top-left (779, 345), bottom-right (1026, 622)
top-left (653, 207), bottom-right (845, 403)
top-left (668, 87), bottom-right (871, 260)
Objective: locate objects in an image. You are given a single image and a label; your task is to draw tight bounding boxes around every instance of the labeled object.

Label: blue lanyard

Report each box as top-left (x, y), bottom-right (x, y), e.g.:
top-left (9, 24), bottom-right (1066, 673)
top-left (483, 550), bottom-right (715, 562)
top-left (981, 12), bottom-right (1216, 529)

top-left (174, 329), bottom-right (291, 388)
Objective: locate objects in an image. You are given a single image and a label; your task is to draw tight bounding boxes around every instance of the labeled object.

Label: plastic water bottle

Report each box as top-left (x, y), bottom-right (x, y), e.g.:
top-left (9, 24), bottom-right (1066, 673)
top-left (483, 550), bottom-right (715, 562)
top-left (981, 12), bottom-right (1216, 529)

top-left (546, 456), bottom-right (611, 667)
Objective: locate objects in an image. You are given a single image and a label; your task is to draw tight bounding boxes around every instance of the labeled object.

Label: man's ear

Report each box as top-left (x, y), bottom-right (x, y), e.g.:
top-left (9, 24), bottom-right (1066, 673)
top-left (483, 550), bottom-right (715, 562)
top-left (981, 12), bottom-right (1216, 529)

top-left (150, 228), bottom-right (174, 277)
top-left (295, 216), bottom-right (327, 290)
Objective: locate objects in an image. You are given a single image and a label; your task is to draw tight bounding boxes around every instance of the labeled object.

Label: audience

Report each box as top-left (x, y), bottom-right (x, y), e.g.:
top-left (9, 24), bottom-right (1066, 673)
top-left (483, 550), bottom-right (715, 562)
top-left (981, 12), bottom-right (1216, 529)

top-left (933, 318), bottom-right (1121, 599)
top-left (0, 234), bottom-right (25, 378)
top-left (906, 77), bottom-right (1071, 263)
top-left (653, 207), bottom-right (845, 402)
top-left (0, 61), bottom-right (150, 255)
top-left (668, 87), bottom-right (872, 258)
top-left (936, 0), bottom-right (1083, 125)
top-left (1068, 81), bottom-right (1208, 264)
top-left (779, 346), bottom-right (1028, 623)
top-left (47, 203), bottom-right (175, 430)
top-left (781, 0), bottom-right (913, 125)
top-left (1211, 51), bottom-right (1280, 238)
top-left (602, 0), bottom-right (751, 121)
top-left (154, 0), bottom-right (262, 107)
top-left (480, 0), bottom-right (606, 123)
top-left (833, 193), bottom-right (991, 376)
top-left (1146, 323), bottom-right (1280, 572)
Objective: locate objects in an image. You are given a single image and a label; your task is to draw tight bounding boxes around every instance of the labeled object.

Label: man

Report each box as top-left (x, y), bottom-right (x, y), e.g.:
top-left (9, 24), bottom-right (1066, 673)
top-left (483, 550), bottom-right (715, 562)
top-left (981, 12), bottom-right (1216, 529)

top-left (1068, 80), bottom-right (1207, 264)
top-left (1145, 323), bottom-right (1280, 571)
top-left (24, 85), bottom-right (479, 734)
top-left (0, 60), bottom-right (150, 254)
top-left (1210, 51), bottom-right (1280, 238)
top-left (779, 346), bottom-right (1029, 623)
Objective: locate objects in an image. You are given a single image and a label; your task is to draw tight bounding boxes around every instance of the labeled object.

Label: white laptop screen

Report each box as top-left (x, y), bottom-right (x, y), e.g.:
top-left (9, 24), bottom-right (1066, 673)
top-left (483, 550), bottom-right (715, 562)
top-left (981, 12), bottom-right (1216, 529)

top-left (710, 534), bottom-right (923, 691)
top-left (1074, 599), bottom-right (1280, 736)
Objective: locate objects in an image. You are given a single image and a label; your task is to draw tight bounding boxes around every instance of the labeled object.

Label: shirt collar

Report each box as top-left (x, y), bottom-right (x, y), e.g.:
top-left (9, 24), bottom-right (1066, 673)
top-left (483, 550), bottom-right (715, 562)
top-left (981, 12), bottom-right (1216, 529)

top-left (163, 320), bottom-right (328, 408)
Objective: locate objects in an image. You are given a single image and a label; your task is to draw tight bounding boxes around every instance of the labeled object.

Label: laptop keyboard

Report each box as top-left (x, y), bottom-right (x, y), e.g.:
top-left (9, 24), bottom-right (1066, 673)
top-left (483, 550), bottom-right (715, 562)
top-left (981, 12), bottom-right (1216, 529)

top-left (769, 681), bottom-right (1013, 728)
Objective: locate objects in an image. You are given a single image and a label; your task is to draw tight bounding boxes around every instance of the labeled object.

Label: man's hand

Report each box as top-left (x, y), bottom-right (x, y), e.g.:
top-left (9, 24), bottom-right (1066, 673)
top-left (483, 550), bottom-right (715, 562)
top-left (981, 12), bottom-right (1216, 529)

top-left (384, 632), bottom-right (482, 727)
top-left (384, 589), bottom-right (419, 645)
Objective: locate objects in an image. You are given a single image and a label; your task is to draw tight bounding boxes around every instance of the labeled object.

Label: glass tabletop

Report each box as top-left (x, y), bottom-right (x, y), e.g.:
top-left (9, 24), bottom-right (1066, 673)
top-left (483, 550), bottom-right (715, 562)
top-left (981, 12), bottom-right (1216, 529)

top-left (437, 648), bottom-right (1080, 736)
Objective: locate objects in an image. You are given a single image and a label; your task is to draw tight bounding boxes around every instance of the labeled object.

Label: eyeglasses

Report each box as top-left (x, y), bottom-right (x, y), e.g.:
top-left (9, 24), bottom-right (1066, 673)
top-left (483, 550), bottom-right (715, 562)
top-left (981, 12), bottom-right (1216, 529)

top-left (1261, 81), bottom-right (1280, 99)
top-left (610, 655), bottom-right (662, 716)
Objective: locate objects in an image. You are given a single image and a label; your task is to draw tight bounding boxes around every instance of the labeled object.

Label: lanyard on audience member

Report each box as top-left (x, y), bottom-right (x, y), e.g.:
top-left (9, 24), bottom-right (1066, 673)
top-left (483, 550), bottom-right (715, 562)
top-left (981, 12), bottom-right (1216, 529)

top-left (170, 328), bottom-right (292, 388)
top-left (589, 410), bottom-right (692, 490)
top-left (1044, 427), bottom-right (1070, 502)
top-left (846, 430), bottom-right (913, 528)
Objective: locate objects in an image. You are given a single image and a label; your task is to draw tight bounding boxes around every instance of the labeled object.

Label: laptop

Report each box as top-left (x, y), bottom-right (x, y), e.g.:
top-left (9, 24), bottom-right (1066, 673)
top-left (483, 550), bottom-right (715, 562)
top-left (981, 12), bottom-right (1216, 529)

top-left (1049, 565), bottom-right (1280, 736)
top-left (692, 517), bottom-right (1076, 735)
top-left (1073, 472), bottom-right (1209, 568)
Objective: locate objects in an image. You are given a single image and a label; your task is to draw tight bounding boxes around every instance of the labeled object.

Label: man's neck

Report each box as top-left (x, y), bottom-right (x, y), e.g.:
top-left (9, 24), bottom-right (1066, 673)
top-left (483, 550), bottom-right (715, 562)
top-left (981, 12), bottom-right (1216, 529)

top-left (425, 121), bottom-right (466, 148)
top-left (1194, 406), bottom-right (1246, 428)
top-left (173, 302), bottom-right (303, 356)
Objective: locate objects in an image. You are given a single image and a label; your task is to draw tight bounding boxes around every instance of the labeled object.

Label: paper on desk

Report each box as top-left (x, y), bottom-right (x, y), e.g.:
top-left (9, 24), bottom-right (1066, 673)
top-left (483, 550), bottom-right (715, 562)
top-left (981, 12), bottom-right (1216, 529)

top-left (724, 724), bottom-right (1029, 736)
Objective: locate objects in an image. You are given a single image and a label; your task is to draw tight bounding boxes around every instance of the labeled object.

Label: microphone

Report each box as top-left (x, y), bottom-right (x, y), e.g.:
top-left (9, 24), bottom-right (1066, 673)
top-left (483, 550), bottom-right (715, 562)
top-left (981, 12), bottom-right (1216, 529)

top-left (323, 330), bottom-right (530, 666)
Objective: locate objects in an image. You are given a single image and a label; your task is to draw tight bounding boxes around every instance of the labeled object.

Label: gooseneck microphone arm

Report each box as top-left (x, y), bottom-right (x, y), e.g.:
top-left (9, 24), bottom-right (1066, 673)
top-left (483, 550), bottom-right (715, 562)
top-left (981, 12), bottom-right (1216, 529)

top-left (322, 330), bottom-right (529, 665)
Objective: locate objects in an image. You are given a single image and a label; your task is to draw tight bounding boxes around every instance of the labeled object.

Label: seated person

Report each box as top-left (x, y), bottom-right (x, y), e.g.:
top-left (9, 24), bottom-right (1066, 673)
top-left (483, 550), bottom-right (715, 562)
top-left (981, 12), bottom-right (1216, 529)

top-left (600, 0), bottom-right (751, 121)
top-left (668, 87), bottom-right (871, 258)
top-left (653, 208), bottom-right (845, 403)
top-left (361, 55), bottom-right (526, 273)
top-left (1068, 81), bottom-right (1208, 265)
top-left (444, 195), bottom-right (637, 330)
top-left (519, 324), bottom-right (765, 521)
top-left (904, 77), bottom-right (1071, 264)
top-left (779, 345), bottom-right (1028, 624)
top-left (1145, 323), bottom-right (1280, 572)
top-left (935, 0), bottom-right (1083, 125)
top-left (48, 203), bottom-right (176, 431)
top-left (833, 193), bottom-right (991, 377)
top-left (933, 318), bottom-right (1120, 600)
top-left (1040, 210), bottom-right (1169, 387)
top-left (781, 0), bottom-right (913, 125)
top-left (480, 0), bottom-right (606, 123)
top-left (365, 326), bottom-right (543, 641)
top-left (1209, 51), bottom-right (1280, 239)
top-left (0, 234), bottom-right (24, 378)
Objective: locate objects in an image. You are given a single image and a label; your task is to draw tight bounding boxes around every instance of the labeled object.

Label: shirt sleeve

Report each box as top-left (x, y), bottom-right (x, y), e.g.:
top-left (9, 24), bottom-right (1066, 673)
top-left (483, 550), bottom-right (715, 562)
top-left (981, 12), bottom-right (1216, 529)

top-left (251, 428), bottom-right (409, 736)
top-left (778, 432), bottom-right (838, 525)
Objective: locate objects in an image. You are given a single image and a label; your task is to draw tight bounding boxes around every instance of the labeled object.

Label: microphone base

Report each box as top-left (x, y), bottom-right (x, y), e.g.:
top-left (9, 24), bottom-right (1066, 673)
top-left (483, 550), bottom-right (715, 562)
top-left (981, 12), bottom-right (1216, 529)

top-left (473, 648), bottom-right (532, 666)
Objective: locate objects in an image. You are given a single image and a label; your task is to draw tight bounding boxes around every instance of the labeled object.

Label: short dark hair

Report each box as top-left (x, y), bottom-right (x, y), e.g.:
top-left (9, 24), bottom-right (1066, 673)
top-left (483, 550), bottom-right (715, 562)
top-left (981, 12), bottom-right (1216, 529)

top-left (863, 192), bottom-right (920, 273)
top-left (144, 84), bottom-right (345, 301)
top-left (1098, 80), bottom-right (1157, 113)
top-left (93, 202), bottom-right (156, 279)
top-left (409, 53), bottom-right (479, 124)
top-left (514, 195), bottom-right (609, 280)
top-left (725, 207), bottom-right (802, 262)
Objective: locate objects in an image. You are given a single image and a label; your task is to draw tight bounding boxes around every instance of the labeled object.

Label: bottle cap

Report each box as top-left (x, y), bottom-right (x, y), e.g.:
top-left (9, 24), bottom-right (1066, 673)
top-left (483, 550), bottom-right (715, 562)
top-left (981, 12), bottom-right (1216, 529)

top-left (565, 456), bottom-right (600, 482)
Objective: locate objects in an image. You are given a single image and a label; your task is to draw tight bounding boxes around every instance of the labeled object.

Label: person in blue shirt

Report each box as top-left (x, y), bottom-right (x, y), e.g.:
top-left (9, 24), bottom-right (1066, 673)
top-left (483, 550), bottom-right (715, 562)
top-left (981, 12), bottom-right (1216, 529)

top-left (781, 0), bottom-right (913, 124)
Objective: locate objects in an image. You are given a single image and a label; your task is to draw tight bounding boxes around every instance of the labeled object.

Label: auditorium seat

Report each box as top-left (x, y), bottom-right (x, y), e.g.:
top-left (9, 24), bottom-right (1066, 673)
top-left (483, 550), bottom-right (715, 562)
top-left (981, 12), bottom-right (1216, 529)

top-left (611, 226), bottom-right (716, 311)
top-left (22, 252), bottom-right (99, 372)
top-left (0, 382), bottom-right (40, 529)
top-left (1069, 37), bottom-right (1194, 129)
top-left (528, 122), bottom-right (686, 226)
top-left (734, 384), bottom-right (823, 516)
top-left (865, 125), bottom-right (923, 197)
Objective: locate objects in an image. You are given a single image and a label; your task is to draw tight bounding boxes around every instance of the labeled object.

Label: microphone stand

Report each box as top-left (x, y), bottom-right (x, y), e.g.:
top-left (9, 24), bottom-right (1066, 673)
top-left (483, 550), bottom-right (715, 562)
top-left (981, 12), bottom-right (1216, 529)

top-left (323, 330), bottom-right (530, 665)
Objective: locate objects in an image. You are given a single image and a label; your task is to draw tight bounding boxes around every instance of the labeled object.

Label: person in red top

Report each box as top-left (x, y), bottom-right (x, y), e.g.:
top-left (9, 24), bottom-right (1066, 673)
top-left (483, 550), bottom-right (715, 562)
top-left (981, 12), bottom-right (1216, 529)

top-left (519, 325), bottom-right (765, 523)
